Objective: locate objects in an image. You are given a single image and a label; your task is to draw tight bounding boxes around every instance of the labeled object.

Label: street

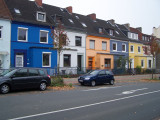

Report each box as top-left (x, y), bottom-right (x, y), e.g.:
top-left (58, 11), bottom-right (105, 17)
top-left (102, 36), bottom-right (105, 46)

top-left (0, 82), bottom-right (160, 120)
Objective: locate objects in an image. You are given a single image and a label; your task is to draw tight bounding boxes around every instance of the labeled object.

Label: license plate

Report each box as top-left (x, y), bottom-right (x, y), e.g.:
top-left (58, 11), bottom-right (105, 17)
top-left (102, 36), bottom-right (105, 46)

top-left (79, 80), bottom-right (83, 82)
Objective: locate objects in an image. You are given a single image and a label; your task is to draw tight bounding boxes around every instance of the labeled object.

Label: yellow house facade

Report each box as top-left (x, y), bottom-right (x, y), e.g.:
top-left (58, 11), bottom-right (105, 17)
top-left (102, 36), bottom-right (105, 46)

top-left (86, 35), bottom-right (114, 70)
top-left (129, 42), bottom-right (151, 69)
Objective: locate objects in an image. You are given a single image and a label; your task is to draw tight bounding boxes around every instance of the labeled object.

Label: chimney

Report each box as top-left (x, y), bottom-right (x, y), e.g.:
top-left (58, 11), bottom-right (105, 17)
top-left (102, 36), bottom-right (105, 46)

top-left (123, 23), bottom-right (130, 30)
top-left (35, 0), bottom-right (42, 7)
top-left (87, 13), bottom-right (96, 21)
top-left (66, 6), bottom-right (72, 14)
top-left (108, 19), bottom-right (115, 25)
top-left (136, 27), bottom-right (142, 32)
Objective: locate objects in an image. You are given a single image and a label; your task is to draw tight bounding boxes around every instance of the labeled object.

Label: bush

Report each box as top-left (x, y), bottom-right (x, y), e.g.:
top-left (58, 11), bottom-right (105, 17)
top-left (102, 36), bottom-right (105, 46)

top-left (136, 66), bottom-right (142, 74)
top-left (51, 76), bottom-right (65, 87)
top-left (68, 83), bottom-right (73, 87)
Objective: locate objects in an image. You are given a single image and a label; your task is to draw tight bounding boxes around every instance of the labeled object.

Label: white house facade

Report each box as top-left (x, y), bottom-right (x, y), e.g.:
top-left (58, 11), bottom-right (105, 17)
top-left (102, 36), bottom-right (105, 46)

top-left (0, 19), bottom-right (11, 69)
top-left (59, 29), bottom-right (86, 74)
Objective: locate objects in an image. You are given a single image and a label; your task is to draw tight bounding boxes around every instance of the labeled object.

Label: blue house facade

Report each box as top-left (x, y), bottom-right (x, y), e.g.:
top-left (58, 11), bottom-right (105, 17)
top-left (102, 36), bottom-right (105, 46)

top-left (110, 39), bottom-right (129, 70)
top-left (11, 22), bottom-right (57, 68)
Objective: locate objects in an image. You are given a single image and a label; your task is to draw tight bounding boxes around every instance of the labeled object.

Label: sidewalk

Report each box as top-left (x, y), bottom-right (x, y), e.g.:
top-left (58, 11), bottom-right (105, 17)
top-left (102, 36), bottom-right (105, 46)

top-left (63, 74), bottom-right (160, 85)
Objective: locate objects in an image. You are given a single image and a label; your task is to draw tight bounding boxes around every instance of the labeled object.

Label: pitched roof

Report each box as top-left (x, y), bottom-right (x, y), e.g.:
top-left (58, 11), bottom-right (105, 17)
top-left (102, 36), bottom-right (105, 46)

top-left (0, 0), bottom-right (12, 19)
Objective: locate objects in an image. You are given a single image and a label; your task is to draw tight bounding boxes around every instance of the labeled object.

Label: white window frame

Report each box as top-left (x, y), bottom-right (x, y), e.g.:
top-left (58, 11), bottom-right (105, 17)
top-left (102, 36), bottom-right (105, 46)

top-left (42, 52), bottom-right (51, 67)
top-left (109, 29), bottom-right (114, 36)
top-left (128, 32), bottom-right (131, 38)
top-left (112, 42), bottom-right (117, 51)
top-left (138, 46), bottom-right (141, 53)
top-left (122, 43), bottom-right (126, 52)
top-left (40, 30), bottom-right (49, 44)
top-left (130, 45), bottom-right (134, 53)
top-left (18, 27), bottom-right (28, 42)
top-left (37, 11), bottom-right (46, 22)
top-left (141, 59), bottom-right (144, 68)
top-left (102, 41), bottom-right (107, 50)
top-left (0, 26), bottom-right (2, 39)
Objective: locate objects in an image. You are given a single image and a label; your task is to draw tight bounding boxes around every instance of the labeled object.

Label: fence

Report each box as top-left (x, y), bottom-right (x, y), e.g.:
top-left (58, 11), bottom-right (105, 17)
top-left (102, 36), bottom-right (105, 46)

top-left (1, 67), bottom-right (160, 77)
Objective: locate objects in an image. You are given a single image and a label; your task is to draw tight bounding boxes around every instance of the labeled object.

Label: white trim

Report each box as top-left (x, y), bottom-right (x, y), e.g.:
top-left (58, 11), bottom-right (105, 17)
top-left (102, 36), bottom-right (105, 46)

top-left (36, 11), bottom-right (46, 22)
top-left (138, 46), bottom-right (141, 54)
top-left (42, 52), bottom-right (51, 67)
top-left (15, 55), bottom-right (24, 67)
top-left (112, 42), bottom-right (117, 51)
top-left (40, 30), bottom-right (49, 44)
top-left (122, 43), bottom-right (126, 52)
top-left (18, 27), bottom-right (28, 42)
top-left (141, 59), bottom-right (144, 68)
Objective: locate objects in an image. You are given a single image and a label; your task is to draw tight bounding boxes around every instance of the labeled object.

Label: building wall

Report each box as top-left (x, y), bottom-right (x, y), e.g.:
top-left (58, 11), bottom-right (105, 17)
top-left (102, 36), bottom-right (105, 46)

top-left (0, 19), bottom-right (11, 69)
top-left (153, 26), bottom-right (160, 39)
top-left (86, 35), bottom-right (114, 69)
top-left (11, 22), bottom-right (57, 68)
top-left (60, 30), bottom-right (86, 68)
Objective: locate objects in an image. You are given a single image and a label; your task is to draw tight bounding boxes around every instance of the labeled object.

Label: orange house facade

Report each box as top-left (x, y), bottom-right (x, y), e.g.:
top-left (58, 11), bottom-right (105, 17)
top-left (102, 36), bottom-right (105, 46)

top-left (86, 35), bottom-right (114, 70)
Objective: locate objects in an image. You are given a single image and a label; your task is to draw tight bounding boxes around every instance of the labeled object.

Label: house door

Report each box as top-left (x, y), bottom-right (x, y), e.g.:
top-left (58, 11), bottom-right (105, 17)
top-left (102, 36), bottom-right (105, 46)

top-left (16, 55), bottom-right (24, 67)
top-left (88, 57), bottom-right (93, 69)
top-left (104, 59), bottom-right (111, 69)
top-left (77, 55), bottom-right (82, 71)
top-left (130, 59), bottom-right (134, 69)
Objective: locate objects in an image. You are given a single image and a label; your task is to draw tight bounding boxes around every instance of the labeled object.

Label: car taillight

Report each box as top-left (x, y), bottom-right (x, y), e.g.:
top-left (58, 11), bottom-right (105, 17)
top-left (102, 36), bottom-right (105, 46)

top-left (48, 75), bottom-right (51, 79)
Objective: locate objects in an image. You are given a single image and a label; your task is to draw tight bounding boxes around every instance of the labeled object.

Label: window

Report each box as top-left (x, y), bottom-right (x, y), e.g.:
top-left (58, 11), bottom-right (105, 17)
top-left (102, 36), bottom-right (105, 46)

top-left (42, 52), bottom-right (51, 67)
top-left (37, 12), bottom-right (46, 22)
top-left (64, 54), bottom-right (71, 67)
top-left (109, 29), bottom-right (114, 36)
top-left (90, 40), bottom-right (95, 49)
top-left (128, 32), bottom-right (138, 40)
top-left (148, 60), bottom-right (152, 68)
top-left (128, 32), bottom-right (131, 38)
top-left (40, 30), bottom-right (48, 43)
top-left (81, 22), bottom-right (87, 27)
top-left (75, 36), bottom-right (82, 46)
top-left (130, 45), bottom-right (134, 53)
top-left (98, 71), bottom-right (106, 76)
top-left (102, 41), bottom-right (107, 50)
top-left (29, 69), bottom-right (39, 76)
top-left (13, 69), bottom-right (28, 77)
top-left (105, 59), bottom-right (111, 68)
top-left (18, 27), bottom-right (28, 41)
top-left (39, 69), bottom-right (45, 76)
top-left (113, 43), bottom-right (117, 51)
top-left (122, 44), bottom-right (126, 52)
top-left (141, 60), bottom-right (144, 68)
top-left (99, 28), bottom-right (103, 34)
top-left (0, 26), bottom-right (2, 39)
top-left (68, 19), bottom-right (74, 24)
top-left (61, 34), bottom-right (67, 46)
top-left (138, 46), bottom-right (141, 53)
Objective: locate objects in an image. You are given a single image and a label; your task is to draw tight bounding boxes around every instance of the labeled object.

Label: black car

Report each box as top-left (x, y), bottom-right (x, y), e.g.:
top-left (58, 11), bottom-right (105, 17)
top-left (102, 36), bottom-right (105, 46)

top-left (0, 68), bottom-right (51, 94)
top-left (78, 69), bottom-right (115, 86)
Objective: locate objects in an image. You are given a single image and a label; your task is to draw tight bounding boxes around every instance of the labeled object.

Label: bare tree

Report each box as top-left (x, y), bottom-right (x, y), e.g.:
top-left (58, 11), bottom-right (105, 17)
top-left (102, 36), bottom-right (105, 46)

top-left (50, 23), bottom-right (70, 75)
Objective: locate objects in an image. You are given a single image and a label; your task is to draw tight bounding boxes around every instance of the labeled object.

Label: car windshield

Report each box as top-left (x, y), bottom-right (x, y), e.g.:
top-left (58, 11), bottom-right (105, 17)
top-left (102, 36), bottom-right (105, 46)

top-left (88, 70), bottom-right (100, 75)
top-left (4, 69), bottom-right (17, 77)
top-left (0, 69), bottom-right (13, 76)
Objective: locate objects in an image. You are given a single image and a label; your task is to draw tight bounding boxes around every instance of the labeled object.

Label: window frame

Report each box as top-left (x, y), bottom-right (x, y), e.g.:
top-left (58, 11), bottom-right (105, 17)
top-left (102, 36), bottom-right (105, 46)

top-left (0, 26), bottom-right (2, 39)
top-left (75, 36), bottom-right (82, 47)
top-left (122, 43), bottom-right (126, 52)
top-left (18, 27), bottom-right (28, 42)
top-left (102, 41), bottom-right (107, 50)
top-left (109, 29), bottom-right (114, 36)
top-left (63, 54), bottom-right (71, 67)
top-left (42, 52), bottom-right (51, 67)
top-left (40, 30), bottom-right (49, 44)
top-left (37, 11), bottom-right (46, 22)
top-left (130, 45), bottom-right (134, 53)
top-left (112, 42), bottom-right (117, 51)
top-left (90, 40), bottom-right (95, 49)
top-left (141, 60), bottom-right (144, 68)
top-left (138, 46), bottom-right (141, 53)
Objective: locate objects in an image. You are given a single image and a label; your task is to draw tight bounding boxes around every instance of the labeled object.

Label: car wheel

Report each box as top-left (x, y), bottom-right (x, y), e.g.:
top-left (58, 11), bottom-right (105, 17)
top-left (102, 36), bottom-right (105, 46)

top-left (0, 84), bottom-right (10, 94)
top-left (39, 82), bottom-right (47, 91)
top-left (110, 80), bottom-right (114, 85)
top-left (91, 81), bottom-right (96, 87)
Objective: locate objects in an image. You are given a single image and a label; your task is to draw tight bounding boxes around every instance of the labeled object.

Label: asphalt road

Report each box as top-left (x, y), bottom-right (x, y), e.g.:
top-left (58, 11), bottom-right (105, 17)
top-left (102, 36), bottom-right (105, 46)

top-left (0, 83), bottom-right (160, 120)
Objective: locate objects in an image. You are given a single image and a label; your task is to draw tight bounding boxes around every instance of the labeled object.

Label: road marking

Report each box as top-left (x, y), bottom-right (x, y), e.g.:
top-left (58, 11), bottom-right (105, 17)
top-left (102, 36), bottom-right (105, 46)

top-left (82, 86), bottom-right (122, 91)
top-left (9, 89), bottom-right (160, 120)
top-left (117, 88), bottom-right (148, 95)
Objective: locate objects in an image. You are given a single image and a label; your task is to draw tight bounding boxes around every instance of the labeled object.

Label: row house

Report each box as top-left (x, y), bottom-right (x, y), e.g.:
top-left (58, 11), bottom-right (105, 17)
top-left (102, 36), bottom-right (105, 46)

top-left (3, 0), bottom-right (57, 69)
top-left (0, 0), bottom-right (12, 69)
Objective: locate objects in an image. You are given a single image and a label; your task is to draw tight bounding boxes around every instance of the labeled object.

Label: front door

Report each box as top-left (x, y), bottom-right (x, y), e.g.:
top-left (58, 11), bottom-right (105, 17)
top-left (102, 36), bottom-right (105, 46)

top-left (130, 59), bottom-right (134, 69)
top-left (104, 59), bottom-right (111, 69)
top-left (88, 57), bottom-right (93, 69)
top-left (77, 55), bottom-right (82, 71)
top-left (16, 55), bottom-right (24, 67)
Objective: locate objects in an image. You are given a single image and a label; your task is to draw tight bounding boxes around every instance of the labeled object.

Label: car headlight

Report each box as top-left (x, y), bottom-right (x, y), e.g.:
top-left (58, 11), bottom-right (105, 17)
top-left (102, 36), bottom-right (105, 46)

top-left (85, 77), bottom-right (90, 80)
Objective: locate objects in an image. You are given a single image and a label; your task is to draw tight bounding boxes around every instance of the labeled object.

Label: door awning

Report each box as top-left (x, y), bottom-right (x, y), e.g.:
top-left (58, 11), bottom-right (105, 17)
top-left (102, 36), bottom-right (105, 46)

top-left (0, 51), bottom-right (9, 55)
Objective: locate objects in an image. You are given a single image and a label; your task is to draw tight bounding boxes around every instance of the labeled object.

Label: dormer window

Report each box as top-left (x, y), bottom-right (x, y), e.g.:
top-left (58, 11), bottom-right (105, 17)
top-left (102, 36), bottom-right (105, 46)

top-left (109, 29), bottom-right (114, 36)
top-left (128, 32), bottom-right (138, 40)
top-left (14, 8), bottom-right (21, 14)
top-left (37, 12), bottom-right (46, 22)
top-left (68, 19), bottom-right (74, 24)
top-left (99, 28), bottom-right (103, 34)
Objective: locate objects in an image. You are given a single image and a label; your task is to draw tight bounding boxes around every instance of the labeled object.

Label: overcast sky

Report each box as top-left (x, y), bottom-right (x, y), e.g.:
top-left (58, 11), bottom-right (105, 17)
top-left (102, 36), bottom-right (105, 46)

top-left (42, 0), bottom-right (160, 35)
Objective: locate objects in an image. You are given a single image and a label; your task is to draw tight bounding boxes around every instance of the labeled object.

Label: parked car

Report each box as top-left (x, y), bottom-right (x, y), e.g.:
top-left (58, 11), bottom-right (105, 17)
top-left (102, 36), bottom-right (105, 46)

top-left (78, 69), bottom-right (115, 86)
top-left (0, 68), bottom-right (51, 94)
